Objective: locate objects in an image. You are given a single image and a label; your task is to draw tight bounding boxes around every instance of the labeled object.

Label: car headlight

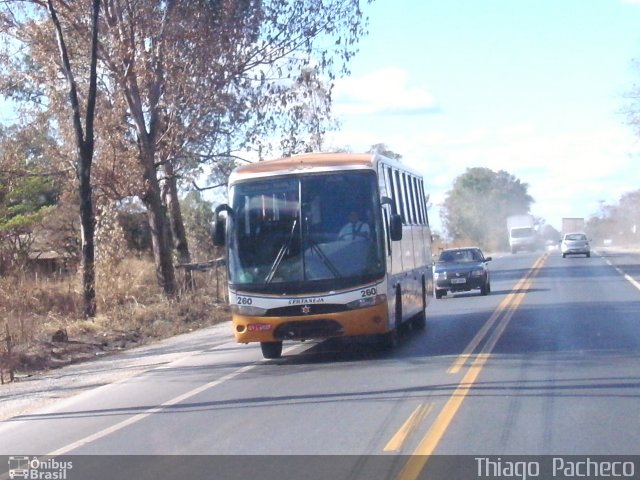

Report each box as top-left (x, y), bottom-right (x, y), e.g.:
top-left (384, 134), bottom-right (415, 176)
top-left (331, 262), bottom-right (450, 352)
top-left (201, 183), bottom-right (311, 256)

top-left (471, 269), bottom-right (485, 277)
top-left (346, 294), bottom-right (387, 310)
top-left (231, 305), bottom-right (267, 316)
top-left (433, 272), bottom-right (440, 280)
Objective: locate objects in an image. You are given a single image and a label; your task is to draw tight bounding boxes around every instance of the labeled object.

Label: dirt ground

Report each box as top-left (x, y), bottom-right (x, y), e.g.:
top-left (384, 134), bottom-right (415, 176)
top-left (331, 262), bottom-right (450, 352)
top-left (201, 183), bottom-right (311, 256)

top-left (0, 320), bottom-right (234, 421)
top-left (1, 330), bottom-right (147, 384)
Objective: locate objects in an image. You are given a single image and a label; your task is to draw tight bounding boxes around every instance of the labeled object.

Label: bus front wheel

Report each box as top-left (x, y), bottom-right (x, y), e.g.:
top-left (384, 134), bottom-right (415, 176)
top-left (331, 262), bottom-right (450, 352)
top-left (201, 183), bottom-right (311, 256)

top-left (378, 329), bottom-right (398, 350)
top-left (260, 341), bottom-right (283, 359)
top-left (379, 290), bottom-right (401, 349)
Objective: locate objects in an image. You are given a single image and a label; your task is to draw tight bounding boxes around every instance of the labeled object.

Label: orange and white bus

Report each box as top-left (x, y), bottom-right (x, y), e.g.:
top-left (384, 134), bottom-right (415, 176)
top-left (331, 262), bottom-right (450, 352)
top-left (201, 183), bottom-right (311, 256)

top-left (213, 152), bottom-right (433, 358)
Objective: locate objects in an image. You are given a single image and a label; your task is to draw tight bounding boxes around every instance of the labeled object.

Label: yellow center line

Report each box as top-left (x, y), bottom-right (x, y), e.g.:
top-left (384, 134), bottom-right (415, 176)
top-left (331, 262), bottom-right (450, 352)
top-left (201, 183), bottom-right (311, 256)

top-left (384, 403), bottom-right (434, 452)
top-left (448, 253), bottom-right (547, 374)
top-left (395, 253), bottom-right (548, 480)
top-left (396, 352), bottom-right (491, 480)
top-left (447, 292), bottom-right (517, 374)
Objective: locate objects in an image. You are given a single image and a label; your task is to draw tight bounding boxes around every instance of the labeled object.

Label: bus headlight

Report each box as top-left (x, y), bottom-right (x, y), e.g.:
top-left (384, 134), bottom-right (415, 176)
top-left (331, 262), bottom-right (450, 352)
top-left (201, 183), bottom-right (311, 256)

top-left (231, 305), bottom-right (267, 316)
top-left (346, 294), bottom-right (387, 310)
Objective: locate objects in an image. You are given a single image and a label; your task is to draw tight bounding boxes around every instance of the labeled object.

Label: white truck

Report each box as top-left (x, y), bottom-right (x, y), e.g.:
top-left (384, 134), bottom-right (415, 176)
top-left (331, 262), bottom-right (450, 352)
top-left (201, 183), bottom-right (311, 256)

top-left (507, 214), bottom-right (537, 253)
top-left (561, 217), bottom-right (585, 235)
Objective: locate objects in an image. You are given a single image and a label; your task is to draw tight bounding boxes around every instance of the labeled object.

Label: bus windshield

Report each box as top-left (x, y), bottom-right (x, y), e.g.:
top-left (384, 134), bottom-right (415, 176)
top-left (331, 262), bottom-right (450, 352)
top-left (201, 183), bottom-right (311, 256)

top-left (228, 171), bottom-right (385, 294)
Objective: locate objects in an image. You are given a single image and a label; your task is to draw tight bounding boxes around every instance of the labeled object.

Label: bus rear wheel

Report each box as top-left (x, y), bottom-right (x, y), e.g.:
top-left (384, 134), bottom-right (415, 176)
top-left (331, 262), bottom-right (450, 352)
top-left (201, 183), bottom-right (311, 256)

top-left (412, 280), bottom-right (427, 330)
top-left (412, 310), bottom-right (426, 330)
top-left (260, 341), bottom-right (283, 359)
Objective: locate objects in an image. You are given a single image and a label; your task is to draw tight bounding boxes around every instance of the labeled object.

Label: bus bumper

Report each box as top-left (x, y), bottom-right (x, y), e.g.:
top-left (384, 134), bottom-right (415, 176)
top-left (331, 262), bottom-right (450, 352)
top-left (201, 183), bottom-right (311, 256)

top-left (232, 303), bottom-right (390, 343)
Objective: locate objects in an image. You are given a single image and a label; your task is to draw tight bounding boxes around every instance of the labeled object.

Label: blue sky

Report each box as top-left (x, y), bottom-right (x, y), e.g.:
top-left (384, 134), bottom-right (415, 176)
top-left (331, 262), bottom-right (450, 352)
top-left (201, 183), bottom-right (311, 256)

top-left (327, 0), bottom-right (640, 233)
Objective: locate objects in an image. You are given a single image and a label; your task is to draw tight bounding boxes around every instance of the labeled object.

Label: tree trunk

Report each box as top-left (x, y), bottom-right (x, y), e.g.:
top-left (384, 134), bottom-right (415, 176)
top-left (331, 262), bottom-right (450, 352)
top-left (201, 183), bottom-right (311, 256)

top-left (78, 146), bottom-right (96, 317)
top-left (163, 161), bottom-right (194, 291)
top-left (141, 151), bottom-right (177, 297)
top-left (46, 0), bottom-right (101, 318)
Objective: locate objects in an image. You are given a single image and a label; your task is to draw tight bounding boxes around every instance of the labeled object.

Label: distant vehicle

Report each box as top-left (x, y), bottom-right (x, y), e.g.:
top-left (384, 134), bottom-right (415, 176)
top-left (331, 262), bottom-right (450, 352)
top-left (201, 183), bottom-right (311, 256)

top-left (561, 233), bottom-right (590, 258)
top-left (213, 152), bottom-right (433, 359)
top-left (545, 239), bottom-right (559, 251)
top-left (507, 214), bottom-right (537, 253)
top-left (561, 217), bottom-right (585, 236)
top-left (433, 247), bottom-right (491, 299)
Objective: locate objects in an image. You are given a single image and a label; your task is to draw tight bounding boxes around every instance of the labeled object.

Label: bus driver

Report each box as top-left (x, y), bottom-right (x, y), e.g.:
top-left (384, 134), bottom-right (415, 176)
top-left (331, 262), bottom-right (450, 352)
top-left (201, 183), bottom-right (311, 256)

top-left (337, 211), bottom-right (370, 241)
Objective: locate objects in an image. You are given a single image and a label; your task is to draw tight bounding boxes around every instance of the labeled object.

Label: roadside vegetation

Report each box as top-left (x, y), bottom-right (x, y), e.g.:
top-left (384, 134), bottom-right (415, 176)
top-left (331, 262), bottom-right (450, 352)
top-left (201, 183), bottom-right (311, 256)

top-left (0, 257), bottom-right (229, 382)
top-left (0, 188), bottom-right (230, 381)
top-left (586, 190), bottom-right (640, 246)
top-left (439, 167), bottom-right (535, 252)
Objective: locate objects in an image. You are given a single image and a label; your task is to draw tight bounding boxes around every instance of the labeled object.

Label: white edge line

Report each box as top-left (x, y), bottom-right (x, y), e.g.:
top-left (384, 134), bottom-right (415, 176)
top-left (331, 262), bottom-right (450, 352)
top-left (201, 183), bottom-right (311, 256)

top-left (47, 363), bottom-right (255, 456)
top-left (602, 255), bottom-right (640, 292)
top-left (46, 343), bottom-right (300, 456)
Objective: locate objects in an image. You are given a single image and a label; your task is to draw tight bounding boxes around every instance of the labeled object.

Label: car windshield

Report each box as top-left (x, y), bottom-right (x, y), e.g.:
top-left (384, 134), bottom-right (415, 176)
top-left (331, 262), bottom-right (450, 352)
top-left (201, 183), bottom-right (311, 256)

top-left (438, 249), bottom-right (482, 263)
top-left (565, 234), bottom-right (587, 241)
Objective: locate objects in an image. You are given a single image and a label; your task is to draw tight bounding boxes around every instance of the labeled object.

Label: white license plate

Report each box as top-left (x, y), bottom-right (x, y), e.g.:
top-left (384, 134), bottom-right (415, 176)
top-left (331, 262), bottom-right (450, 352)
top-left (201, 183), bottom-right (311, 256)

top-left (451, 278), bottom-right (466, 284)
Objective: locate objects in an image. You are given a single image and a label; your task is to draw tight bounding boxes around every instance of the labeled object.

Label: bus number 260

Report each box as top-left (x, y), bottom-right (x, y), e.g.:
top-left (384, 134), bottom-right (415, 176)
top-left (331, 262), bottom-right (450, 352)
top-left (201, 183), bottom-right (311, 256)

top-left (360, 287), bottom-right (377, 297)
top-left (237, 296), bottom-right (253, 305)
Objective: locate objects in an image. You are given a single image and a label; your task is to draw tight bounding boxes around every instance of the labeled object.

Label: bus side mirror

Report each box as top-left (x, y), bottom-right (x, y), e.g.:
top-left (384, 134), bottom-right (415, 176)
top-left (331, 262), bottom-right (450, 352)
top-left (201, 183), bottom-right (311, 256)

top-left (213, 218), bottom-right (226, 246)
top-left (213, 204), bottom-right (232, 247)
top-left (381, 196), bottom-right (403, 241)
top-left (390, 214), bottom-right (403, 241)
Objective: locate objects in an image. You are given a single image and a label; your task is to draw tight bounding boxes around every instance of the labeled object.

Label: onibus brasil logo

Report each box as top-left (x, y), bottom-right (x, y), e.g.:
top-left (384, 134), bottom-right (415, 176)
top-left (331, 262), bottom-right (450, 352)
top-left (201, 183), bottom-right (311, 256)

top-left (8, 457), bottom-right (72, 479)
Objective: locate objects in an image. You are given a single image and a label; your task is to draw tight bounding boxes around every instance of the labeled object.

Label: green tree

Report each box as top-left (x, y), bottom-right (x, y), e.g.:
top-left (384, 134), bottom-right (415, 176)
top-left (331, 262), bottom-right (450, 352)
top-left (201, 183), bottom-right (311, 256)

top-left (618, 190), bottom-right (640, 243)
top-left (441, 167), bottom-right (534, 250)
top-left (0, 127), bottom-right (61, 270)
top-left (586, 191), bottom-right (640, 245)
top-left (181, 191), bottom-right (216, 262)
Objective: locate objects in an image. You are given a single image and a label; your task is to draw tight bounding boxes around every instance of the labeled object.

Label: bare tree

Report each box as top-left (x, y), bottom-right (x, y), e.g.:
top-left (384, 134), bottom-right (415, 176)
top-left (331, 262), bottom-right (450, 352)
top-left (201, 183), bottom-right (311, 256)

top-left (89, 0), bottom-right (370, 295)
top-left (277, 66), bottom-right (338, 156)
top-left (1, 0), bottom-right (371, 298)
top-left (0, 0), bottom-right (102, 316)
top-left (47, 0), bottom-right (101, 316)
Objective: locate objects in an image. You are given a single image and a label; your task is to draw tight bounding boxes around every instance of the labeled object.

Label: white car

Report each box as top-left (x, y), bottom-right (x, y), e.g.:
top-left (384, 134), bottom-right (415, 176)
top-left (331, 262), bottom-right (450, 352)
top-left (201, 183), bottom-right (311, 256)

top-left (561, 232), bottom-right (590, 258)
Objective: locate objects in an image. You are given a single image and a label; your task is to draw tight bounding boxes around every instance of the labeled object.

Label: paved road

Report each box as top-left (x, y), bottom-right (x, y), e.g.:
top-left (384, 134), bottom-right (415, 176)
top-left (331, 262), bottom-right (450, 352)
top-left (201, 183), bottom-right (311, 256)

top-left (1, 248), bottom-right (639, 479)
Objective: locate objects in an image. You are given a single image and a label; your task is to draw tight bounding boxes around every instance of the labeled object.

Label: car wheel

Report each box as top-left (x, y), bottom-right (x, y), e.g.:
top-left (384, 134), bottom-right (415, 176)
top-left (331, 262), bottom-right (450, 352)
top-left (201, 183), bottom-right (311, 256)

top-left (260, 341), bottom-right (283, 359)
top-left (480, 283), bottom-right (489, 296)
top-left (435, 288), bottom-right (444, 299)
top-left (586, 252), bottom-right (591, 258)
top-left (562, 253), bottom-right (566, 258)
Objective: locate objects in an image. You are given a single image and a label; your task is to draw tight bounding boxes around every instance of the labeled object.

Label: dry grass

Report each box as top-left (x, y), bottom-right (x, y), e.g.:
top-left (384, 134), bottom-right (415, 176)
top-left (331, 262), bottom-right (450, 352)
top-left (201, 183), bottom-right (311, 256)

top-left (0, 257), bottom-right (230, 379)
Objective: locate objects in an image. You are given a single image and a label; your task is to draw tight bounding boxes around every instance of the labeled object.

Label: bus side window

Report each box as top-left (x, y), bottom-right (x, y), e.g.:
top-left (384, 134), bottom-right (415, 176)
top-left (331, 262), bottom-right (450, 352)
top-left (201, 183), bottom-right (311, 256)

top-left (394, 170), bottom-right (406, 224)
